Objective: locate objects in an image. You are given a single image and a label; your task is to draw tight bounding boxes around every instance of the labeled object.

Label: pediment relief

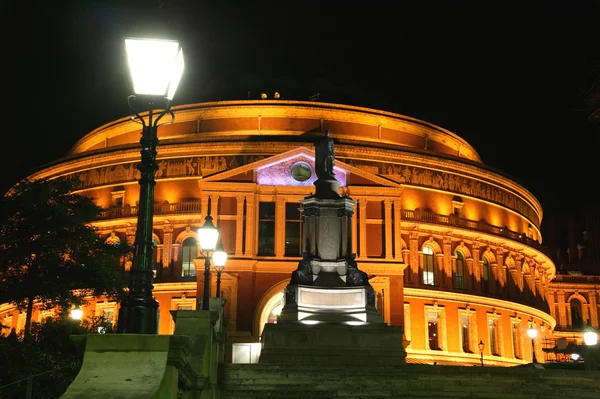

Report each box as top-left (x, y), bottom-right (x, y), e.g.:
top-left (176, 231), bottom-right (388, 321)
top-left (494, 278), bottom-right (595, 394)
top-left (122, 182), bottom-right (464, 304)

top-left (201, 147), bottom-right (401, 189)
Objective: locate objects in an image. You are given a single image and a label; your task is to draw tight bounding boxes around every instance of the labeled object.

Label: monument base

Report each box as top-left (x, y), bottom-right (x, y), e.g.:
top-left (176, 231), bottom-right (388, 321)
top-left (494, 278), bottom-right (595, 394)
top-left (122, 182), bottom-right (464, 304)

top-left (279, 284), bottom-right (383, 324)
top-left (259, 322), bottom-right (407, 365)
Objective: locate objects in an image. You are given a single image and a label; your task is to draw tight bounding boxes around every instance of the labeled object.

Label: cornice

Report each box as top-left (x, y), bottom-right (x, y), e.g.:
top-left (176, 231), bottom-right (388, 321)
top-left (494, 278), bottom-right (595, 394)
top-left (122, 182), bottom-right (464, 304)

top-left (70, 100), bottom-right (481, 162)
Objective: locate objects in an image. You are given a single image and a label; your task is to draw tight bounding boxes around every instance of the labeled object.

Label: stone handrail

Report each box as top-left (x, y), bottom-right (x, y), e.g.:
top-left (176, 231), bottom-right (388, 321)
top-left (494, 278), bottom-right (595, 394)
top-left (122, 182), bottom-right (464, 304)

top-left (401, 209), bottom-right (546, 253)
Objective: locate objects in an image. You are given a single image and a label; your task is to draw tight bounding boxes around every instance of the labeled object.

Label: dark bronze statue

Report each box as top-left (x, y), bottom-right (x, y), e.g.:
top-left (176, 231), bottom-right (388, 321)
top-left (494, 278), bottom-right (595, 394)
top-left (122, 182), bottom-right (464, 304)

top-left (346, 254), bottom-right (369, 287)
top-left (315, 130), bottom-right (336, 180)
top-left (290, 252), bottom-right (313, 285)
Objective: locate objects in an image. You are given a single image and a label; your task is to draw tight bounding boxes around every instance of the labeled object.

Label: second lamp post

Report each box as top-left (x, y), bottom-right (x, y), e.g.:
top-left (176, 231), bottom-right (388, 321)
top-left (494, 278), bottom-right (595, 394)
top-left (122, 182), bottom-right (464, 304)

top-left (197, 213), bottom-right (227, 310)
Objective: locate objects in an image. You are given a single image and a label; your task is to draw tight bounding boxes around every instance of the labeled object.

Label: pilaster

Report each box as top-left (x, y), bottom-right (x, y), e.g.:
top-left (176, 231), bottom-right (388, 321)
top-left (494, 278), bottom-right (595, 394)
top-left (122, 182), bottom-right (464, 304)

top-left (358, 198), bottom-right (367, 259)
top-left (162, 225), bottom-right (174, 269)
top-left (235, 195), bottom-right (245, 256)
top-left (245, 194), bottom-right (257, 257)
top-left (442, 234), bottom-right (453, 289)
top-left (275, 196), bottom-right (286, 257)
top-left (393, 199), bottom-right (402, 260)
top-left (384, 199), bottom-right (393, 260)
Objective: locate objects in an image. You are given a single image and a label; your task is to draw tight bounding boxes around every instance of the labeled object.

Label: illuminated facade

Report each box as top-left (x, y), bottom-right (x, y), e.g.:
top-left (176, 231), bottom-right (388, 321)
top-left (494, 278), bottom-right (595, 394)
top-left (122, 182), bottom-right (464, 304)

top-left (1, 100), bottom-right (563, 366)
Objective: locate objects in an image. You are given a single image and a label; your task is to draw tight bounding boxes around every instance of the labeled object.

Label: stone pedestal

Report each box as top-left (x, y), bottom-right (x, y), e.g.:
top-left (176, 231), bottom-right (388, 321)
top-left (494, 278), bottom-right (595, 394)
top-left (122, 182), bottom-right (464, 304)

top-left (278, 284), bottom-right (383, 324)
top-left (259, 322), bottom-right (406, 365)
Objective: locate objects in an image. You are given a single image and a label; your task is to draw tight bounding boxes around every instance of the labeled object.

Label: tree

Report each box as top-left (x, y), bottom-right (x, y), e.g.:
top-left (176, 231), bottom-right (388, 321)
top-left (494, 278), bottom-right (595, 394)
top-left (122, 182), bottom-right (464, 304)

top-left (0, 177), bottom-right (129, 341)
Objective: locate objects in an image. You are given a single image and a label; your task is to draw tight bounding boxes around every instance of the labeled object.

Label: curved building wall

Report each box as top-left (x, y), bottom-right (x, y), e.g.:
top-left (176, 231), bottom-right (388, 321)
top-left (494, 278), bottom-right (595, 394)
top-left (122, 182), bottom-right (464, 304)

top-left (1, 101), bottom-right (557, 367)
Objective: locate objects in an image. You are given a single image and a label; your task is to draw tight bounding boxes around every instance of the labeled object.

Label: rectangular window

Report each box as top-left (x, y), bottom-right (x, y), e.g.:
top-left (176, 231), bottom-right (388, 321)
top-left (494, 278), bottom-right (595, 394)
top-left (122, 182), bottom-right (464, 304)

top-left (258, 202), bottom-right (275, 256)
top-left (428, 312), bottom-right (440, 350)
top-left (285, 202), bottom-right (302, 256)
top-left (461, 315), bottom-right (470, 353)
top-left (178, 303), bottom-right (194, 311)
top-left (488, 320), bottom-right (498, 356)
top-left (102, 308), bottom-right (115, 323)
top-left (512, 323), bottom-right (521, 359)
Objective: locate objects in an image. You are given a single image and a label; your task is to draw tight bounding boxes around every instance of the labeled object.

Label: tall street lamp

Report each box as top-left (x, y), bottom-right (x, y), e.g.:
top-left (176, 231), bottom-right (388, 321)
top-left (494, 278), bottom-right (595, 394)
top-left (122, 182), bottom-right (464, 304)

top-left (527, 323), bottom-right (538, 364)
top-left (478, 340), bottom-right (485, 367)
top-left (117, 38), bottom-right (184, 334)
top-left (213, 239), bottom-right (227, 298)
top-left (197, 213), bottom-right (220, 310)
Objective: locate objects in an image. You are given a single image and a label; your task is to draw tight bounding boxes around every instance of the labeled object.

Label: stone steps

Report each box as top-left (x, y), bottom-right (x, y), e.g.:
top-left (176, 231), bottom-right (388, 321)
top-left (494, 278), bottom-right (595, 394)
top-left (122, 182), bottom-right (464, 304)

top-left (219, 363), bottom-right (600, 399)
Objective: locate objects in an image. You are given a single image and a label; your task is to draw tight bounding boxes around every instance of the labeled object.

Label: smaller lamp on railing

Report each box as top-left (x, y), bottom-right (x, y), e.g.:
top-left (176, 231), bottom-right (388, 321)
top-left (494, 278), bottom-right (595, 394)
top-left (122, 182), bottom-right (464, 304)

top-left (213, 239), bottom-right (227, 298)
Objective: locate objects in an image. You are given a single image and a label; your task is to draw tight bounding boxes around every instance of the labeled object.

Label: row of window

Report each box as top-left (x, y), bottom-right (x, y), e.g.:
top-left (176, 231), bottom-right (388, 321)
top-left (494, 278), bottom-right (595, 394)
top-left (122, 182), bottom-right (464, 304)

top-left (425, 308), bottom-right (525, 359)
top-left (422, 245), bottom-right (490, 291)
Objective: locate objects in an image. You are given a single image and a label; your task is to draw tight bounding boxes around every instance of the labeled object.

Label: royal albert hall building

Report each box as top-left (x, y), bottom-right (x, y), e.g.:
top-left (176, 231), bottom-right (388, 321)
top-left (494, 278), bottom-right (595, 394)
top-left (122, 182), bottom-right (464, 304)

top-left (1, 99), bottom-right (563, 366)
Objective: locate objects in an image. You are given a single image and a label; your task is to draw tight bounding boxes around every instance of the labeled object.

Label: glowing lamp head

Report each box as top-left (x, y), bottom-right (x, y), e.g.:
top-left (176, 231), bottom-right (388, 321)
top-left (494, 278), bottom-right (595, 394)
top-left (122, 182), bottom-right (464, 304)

top-left (571, 353), bottom-right (580, 361)
top-left (70, 307), bottom-right (83, 320)
top-left (527, 325), bottom-right (538, 339)
top-left (584, 321), bottom-right (598, 346)
top-left (198, 214), bottom-right (219, 251)
top-left (125, 38), bottom-right (184, 100)
top-left (213, 239), bottom-right (227, 269)
top-left (478, 340), bottom-right (485, 352)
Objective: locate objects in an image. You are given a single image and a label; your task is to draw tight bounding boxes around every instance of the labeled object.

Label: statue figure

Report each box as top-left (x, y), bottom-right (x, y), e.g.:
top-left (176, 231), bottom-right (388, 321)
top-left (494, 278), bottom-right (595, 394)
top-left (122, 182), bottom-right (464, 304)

top-left (290, 252), bottom-right (313, 285)
top-left (315, 130), bottom-right (336, 180)
top-left (346, 254), bottom-right (369, 287)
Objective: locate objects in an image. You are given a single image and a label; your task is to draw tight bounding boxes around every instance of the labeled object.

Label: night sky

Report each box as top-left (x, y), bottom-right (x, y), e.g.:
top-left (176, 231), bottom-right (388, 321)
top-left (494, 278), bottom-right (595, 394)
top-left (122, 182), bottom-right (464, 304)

top-left (3, 1), bottom-right (600, 229)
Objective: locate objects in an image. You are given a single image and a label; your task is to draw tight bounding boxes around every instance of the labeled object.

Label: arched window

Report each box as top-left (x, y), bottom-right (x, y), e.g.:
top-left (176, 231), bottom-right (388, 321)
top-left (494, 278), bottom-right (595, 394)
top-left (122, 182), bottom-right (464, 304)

top-left (570, 298), bottom-right (584, 329)
top-left (455, 251), bottom-right (465, 289)
top-left (182, 237), bottom-right (197, 277)
top-left (423, 245), bottom-right (435, 286)
top-left (482, 258), bottom-right (490, 293)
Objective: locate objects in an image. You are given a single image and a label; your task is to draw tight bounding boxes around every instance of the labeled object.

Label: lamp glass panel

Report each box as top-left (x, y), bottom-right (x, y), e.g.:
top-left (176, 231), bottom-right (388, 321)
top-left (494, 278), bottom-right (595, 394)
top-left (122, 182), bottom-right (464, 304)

top-left (213, 250), bottom-right (227, 267)
top-left (166, 48), bottom-right (184, 100)
top-left (584, 330), bottom-right (598, 346)
top-left (71, 308), bottom-right (83, 320)
top-left (198, 227), bottom-right (219, 251)
top-left (125, 38), bottom-right (181, 96)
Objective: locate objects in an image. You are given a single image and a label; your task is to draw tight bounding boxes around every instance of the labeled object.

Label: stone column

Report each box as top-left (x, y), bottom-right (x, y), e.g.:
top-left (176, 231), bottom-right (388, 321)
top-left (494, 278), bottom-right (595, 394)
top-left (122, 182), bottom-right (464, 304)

top-left (472, 241), bottom-right (481, 293)
top-left (245, 194), bottom-right (256, 257)
top-left (275, 197), bottom-right (286, 257)
top-left (393, 199), bottom-right (402, 260)
top-left (352, 201), bottom-right (358, 255)
top-left (515, 255), bottom-right (524, 292)
top-left (162, 225), bottom-right (174, 269)
top-left (589, 290), bottom-right (598, 327)
top-left (384, 199), bottom-right (393, 260)
top-left (201, 193), bottom-right (209, 220)
top-left (442, 235), bottom-right (453, 289)
top-left (358, 198), bottom-right (367, 259)
top-left (557, 290), bottom-right (567, 327)
top-left (235, 195), bottom-right (245, 256)
top-left (210, 195), bottom-right (220, 226)
top-left (547, 289), bottom-right (557, 322)
top-left (409, 230), bottom-right (419, 284)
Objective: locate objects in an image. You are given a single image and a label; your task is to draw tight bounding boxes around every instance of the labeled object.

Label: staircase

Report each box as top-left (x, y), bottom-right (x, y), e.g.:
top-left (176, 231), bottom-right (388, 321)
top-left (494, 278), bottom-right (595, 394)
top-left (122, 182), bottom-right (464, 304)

top-left (219, 363), bottom-right (600, 399)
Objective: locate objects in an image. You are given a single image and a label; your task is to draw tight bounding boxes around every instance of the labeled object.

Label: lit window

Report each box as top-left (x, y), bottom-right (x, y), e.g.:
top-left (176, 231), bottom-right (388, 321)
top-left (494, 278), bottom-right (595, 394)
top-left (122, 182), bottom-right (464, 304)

top-left (258, 202), bottom-right (275, 256)
top-left (182, 237), bottom-right (197, 277)
top-left (488, 319), bottom-right (499, 356)
top-left (285, 202), bottom-right (302, 256)
top-left (461, 315), bottom-right (471, 352)
top-left (423, 246), bottom-right (435, 286)
top-left (428, 312), bottom-right (440, 350)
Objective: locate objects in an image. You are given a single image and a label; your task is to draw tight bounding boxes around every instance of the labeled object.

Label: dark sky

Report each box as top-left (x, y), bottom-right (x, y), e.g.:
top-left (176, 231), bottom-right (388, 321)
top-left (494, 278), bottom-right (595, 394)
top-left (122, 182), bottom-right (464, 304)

top-left (3, 1), bottom-right (600, 226)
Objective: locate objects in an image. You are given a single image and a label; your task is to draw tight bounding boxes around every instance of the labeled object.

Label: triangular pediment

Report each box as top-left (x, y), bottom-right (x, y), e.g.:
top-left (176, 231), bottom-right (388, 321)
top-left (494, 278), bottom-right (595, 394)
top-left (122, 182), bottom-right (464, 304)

top-left (201, 147), bottom-right (401, 188)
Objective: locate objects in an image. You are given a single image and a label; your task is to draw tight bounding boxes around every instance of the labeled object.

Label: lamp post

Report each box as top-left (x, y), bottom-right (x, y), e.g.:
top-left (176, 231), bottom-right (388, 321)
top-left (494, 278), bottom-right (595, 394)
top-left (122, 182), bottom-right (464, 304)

top-left (583, 320), bottom-right (598, 371)
top-left (527, 323), bottom-right (538, 364)
top-left (117, 38), bottom-right (184, 334)
top-left (198, 213), bottom-right (220, 310)
top-left (478, 340), bottom-right (485, 367)
top-left (213, 239), bottom-right (227, 298)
